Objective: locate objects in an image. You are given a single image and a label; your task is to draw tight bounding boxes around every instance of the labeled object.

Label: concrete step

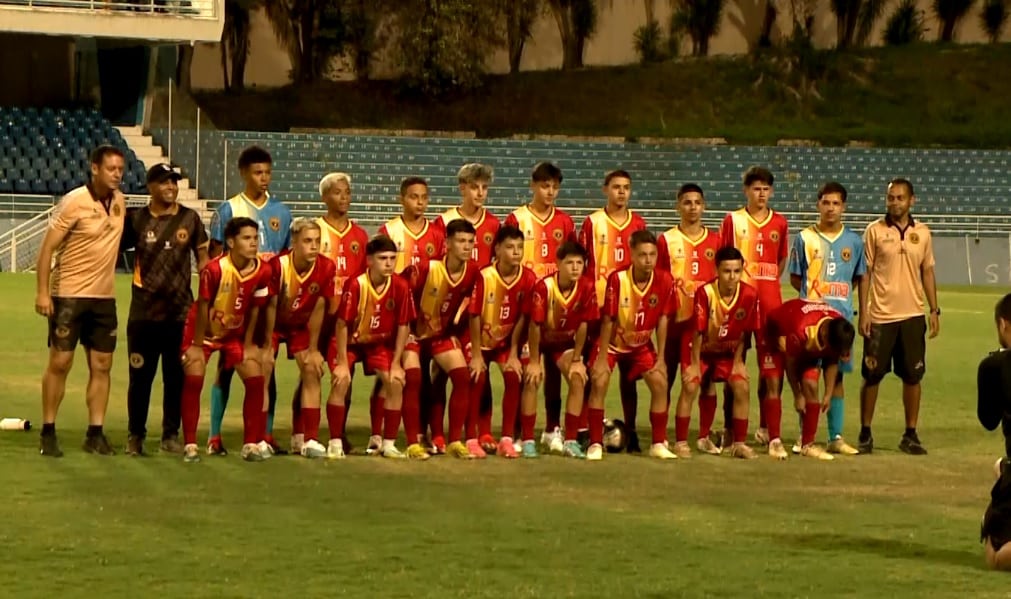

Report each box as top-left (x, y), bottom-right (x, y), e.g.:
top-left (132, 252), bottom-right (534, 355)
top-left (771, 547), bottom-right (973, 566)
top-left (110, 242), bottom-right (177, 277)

top-left (117, 125), bottom-right (144, 136)
top-left (122, 133), bottom-right (154, 148)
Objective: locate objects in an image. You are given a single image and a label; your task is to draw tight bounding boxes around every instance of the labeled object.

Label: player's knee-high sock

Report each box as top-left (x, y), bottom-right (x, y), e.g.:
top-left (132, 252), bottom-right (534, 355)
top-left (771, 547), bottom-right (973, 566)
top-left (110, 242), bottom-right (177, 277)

top-left (402, 368), bottom-right (423, 444)
top-left (698, 393), bottom-right (717, 439)
top-left (675, 415), bottom-right (690, 443)
top-left (478, 377), bottom-right (493, 438)
top-left (564, 411), bottom-right (580, 441)
top-left (801, 402), bottom-right (821, 446)
top-left (544, 361), bottom-right (562, 432)
top-left (446, 367), bottom-right (470, 443)
top-left (578, 385), bottom-right (591, 430)
top-left (827, 396), bottom-right (844, 440)
top-left (766, 394), bottom-right (783, 441)
top-left (500, 371), bottom-right (521, 439)
top-left (732, 416), bottom-right (749, 444)
top-left (649, 408), bottom-right (669, 445)
top-left (265, 373), bottom-right (278, 436)
top-left (382, 405), bottom-right (402, 444)
top-left (291, 383), bottom-right (304, 436)
top-left (589, 407), bottom-right (605, 445)
top-left (326, 403), bottom-right (345, 441)
top-left (181, 375), bottom-right (203, 445)
top-left (521, 412), bottom-right (536, 442)
top-left (303, 406), bottom-right (321, 442)
top-left (619, 375), bottom-right (638, 430)
top-left (466, 372), bottom-right (486, 440)
top-left (242, 376), bottom-right (265, 445)
top-left (208, 384), bottom-right (227, 439)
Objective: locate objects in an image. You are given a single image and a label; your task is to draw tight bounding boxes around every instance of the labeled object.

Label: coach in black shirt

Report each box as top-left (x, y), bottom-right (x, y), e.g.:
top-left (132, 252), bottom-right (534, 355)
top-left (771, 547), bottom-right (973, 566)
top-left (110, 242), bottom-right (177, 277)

top-left (121, 164), bottom-right (209, 455)
top-left (978, 292), bottom-right (1011, 570)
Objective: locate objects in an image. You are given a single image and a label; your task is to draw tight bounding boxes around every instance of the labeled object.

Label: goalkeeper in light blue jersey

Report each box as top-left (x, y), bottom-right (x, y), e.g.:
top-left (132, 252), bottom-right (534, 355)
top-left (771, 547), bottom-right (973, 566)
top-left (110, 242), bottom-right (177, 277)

top-left (788, 181), bottom-right (867, 455)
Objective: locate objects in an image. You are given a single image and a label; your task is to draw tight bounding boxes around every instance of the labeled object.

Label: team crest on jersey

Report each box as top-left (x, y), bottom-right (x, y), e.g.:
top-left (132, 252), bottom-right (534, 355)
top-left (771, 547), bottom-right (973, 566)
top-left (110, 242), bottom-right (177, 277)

top-left (909, 232), bottom-right (920, 244)
top-left (483, 232), bottom-right (494, 245)
top-left (735, 308), bottom-right (747, 321)
top-left (309, 282), bottom-right (320, 294)
top-left (350, 241), bottom-right (361, 254)
top-left (841, 247), bottom-right (852, 262)
top-left (386, 298), bottom-right (396, 311)
top-left (129, 353), bottom-right (144, 368)
top-left (425, 243), bottom-right (436, 256)
top-left (864, 356), bottom-right (878, 370)
top-left (176, 228), bottom-right (190, 244)
top-left (704, 248), bottom-right (715, 260)
top-left (55, 325), bottom-right (70, 339)
top-left (648, 293), bottom-right (659, 307)
top-left (269, 217), bottom-right (281, 232)
top-left (553, 229), bottom-right (564, 242)
top-left (769, 230), bottom-right (780, 243)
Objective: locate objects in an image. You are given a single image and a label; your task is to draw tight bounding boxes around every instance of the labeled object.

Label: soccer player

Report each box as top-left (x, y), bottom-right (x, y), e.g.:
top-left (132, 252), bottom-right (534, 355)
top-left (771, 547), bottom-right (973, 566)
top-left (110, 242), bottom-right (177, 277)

top-left (506, 161), bottom-right (577, 453)
top-left (587, 230), bottom-right (677, 461)
top-left (207, 145), bottom-right (293, 456)
top-left (268, 219), bottom-right (336, 459)
top-left (719, 166), bottom-right (789, 459)
top-left (403, 219), bottom-right (481, 458)
top-left (578, 169), bottom-right (648, 453)
top-left (858, 178), bottom-right (939, 455)
top-left (179, 217), bottom-right (274, 463)
top-left (658, 183), bottom-right (722, 456)
top-left (329, 235), bottom-right (415, 459)
top-left (680, 246), bottom-right (760, 460)
top-left (765, 299), bottom-right (857, 460)
top-left (526, 241), bottom-right (599, 459)
top-left (788, 181), bottom-right (866, 455)
top-left (436, 163), bottom-right (500, 266)
top-left (34, 145), bottom-right (126, 457)
top-left (121, 164), bottom-right (209, 456)
top-left (467, 225), bottom-right (538, 458)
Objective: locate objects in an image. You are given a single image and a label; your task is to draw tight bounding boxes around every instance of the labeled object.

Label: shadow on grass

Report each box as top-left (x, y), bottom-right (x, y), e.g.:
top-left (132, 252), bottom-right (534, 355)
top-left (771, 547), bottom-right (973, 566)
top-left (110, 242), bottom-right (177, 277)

top-left (768, 532), bottom-right (984, 570)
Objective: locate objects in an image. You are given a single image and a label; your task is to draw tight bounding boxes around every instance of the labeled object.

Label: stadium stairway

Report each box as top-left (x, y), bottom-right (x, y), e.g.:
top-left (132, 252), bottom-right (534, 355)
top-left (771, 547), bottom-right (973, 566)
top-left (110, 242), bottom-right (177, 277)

top-left (115, 125), bottom-right (207, 218)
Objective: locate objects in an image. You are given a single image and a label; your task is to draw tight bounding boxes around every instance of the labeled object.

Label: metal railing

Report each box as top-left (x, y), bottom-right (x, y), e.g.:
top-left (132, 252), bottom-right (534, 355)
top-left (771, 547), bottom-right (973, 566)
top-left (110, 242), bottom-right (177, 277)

top-left (0, 0), bottom-right (215, 17)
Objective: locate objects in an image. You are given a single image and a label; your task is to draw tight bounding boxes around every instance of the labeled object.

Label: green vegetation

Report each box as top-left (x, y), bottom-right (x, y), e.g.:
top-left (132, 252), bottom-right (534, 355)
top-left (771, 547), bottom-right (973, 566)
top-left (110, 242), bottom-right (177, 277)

top-left (1, 276), bottom-right (1009, 596)
top-left (196, 43), bottom-right (1011, 148)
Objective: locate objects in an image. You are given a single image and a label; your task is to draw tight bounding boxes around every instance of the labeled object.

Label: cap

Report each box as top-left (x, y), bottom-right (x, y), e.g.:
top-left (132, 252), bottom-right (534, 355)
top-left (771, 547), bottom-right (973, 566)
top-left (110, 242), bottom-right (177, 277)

top-left (146, 163), bottom-right (183, 184)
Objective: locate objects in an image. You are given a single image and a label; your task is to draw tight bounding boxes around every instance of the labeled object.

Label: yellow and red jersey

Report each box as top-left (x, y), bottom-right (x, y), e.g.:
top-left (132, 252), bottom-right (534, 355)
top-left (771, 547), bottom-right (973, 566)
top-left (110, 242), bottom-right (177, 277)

top-left (403, 258), bottom-right (480, 341)
top-left (317, 217), bottom-right (369, 298)
top-left (601, 268), bottom-right (677, 354)
top-left (468, 265), bottom-right (538, 352)
top-left (530, 274), bottom-right (599, 347)
top-left (197, 255), bottom-right (272, 343)
top-left (579, 208), bottom-right (648, 306)
top-left (657, 225), bottom-right (721, 324)
top-left (337, 273), bottom-right (415, 347)
top-left (766, 298), bottom-right (844, 360)
top-left (693, 281), bottom-right (760, 355)
top-left (269, 252), bottom-right (336, 333)
top-left (504, 205), bottom-right (577, 279)
top-left (378, 216), bottom-right (446, 274)
top-left (435, 207), bottom-right (501, 267)
top-left (719, 208), bottom-right (789, 319)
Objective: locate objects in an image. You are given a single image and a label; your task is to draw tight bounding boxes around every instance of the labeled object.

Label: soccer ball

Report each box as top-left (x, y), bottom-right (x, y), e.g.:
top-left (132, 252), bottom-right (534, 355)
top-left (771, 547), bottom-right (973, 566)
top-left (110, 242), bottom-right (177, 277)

top-left (603, 418), bottom-right (628, 453)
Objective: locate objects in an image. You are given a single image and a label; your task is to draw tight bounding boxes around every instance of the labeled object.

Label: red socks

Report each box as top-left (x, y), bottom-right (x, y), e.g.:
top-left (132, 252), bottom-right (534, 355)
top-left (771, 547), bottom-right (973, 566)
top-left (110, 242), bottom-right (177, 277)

top-left (302, 407), bottom-right (321, 442)
top-left (698, 393), bottom-right (717, 439)
top-left (675, 415), bottom-right (690, 443)
top-left (181, 375), bottom-right (204, 445)
top-left (446, 367), bottom-right (470, 443)
top-left (326, 403), bottom-right (346, 441)
top-left (242, 376), bottom-right (265, 444)
top-left (478, 378), bottom-right (493, 438)
top-left (732, 417), bottom-right (749, 444)
top-left (370, 391), bottom-right (385, 437)
top-left (402, 368), bottom-right (422, 444)
top-left (383, 408), bottom-right (401, 441)
top-left (801, 402), bottom-right (821, 445)
top-left (649, 410), bottom-right (668, 445)
top-left (589, 407), bottom-right (605, 444)
top-left (521, 413), bottom-right (536, 442)
top-left (466, 372), bottom-right (486, 440)
top-left (499, 371), bottom-right (520, 438)
top-left (765, 397), bottom-right (783, 440)
top-left (564, 412), bottom-right (579, 441)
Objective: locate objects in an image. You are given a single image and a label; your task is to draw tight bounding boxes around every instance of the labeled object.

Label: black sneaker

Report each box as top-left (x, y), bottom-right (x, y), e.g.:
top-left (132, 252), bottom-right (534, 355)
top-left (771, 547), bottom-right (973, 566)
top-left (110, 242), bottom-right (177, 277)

top-left (160, 435), bottom-right (184, 454)
top-left (858, 435), bottom-right (874, 454)
top-left (899, 433), bottom-right (928, 455)
top-left (40, 433), bottom-right (63, 458)
top-left (576, 429), bottom-right (590, 451)
top-left (626, 430), bottom-right (642, 454)
top-left (83, 433), bottom-right (116, 456)
top-left (125, 434), bottom-right (145, 456)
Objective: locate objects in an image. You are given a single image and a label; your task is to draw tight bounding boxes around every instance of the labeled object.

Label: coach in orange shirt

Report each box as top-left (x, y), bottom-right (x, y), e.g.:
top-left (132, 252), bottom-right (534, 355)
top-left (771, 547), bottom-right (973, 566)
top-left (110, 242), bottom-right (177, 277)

top-left (857, 178), bottom-right (939, 456)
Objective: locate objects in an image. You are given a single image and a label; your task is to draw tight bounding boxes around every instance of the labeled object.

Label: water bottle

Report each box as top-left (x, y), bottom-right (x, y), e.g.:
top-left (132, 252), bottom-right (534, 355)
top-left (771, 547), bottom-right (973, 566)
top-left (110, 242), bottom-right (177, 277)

top-left (0, 418), bottom-right (31, 431)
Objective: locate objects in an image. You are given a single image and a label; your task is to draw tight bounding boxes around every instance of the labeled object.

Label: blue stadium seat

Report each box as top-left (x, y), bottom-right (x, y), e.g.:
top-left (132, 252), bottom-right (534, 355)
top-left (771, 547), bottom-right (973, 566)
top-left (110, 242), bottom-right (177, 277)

top-left (0, 178), bottom-right (10, 193)
top-left (46, 179), bottom-right (64, 194)
top-left (30, 178), bottom-right (47, 194)
top-left (13, 179), bottom-right (29, 193)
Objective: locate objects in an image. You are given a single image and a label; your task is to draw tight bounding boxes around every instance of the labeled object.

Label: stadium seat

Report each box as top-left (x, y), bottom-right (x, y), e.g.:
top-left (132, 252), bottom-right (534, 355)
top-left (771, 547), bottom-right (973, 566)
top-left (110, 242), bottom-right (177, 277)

top-left (13, 178), bottom-right (29, 193)
top-left (0, 178), bottom-right (10, 193)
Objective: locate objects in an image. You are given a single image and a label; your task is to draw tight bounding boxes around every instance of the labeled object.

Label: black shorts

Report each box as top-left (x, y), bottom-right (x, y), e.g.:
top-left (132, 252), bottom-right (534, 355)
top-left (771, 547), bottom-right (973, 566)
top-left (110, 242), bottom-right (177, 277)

top-left (48, 297), bottom-right (118, 353)
top-left (861, 316), bottom-right (926, 385)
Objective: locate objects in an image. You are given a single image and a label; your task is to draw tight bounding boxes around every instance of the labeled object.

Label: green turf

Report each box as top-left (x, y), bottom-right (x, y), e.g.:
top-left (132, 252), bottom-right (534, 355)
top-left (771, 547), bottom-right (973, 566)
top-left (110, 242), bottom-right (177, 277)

top-left (0, 273), bottom-right (1007, 597)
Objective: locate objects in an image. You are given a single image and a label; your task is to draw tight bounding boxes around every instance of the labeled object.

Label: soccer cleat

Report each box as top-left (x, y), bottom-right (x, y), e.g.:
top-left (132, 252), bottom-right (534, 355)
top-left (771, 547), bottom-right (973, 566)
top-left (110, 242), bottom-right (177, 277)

top-left (497, 437), bottom-right (519, 459)
top-left (801, 443), bottom-right (835, 460)
top-left (382, 444), bottom-right (406, 459)
top-left (83, 433), bottom-right (116, 456)
top-left (827, 435), bottom-right (859, 455)
top-left (406, 443), bottom-right (432, 460)
top-left (207, 436), bottom-right (228, 456)
top-left (241, 443), bottom-right (264, 462)
top-left (754, 427), bottom-right (770, 446)
top-left (125, 434), bottom-right (145, 457)
top-left (513, 438), bottom-right (523, 454)
top-left (257, 440), bottom-right (275, 460)
top-left (858, 435), bottom-right (874, 454)
top-left (40, 433), bottom-right (63, 458)
top-left (160, 435), bottom-right (184, 454)
top-left (626, 430), bottom-right (642, 454)
top-left (720, 428), bottom-right (733, 451)
top-left (290, 433), bottom-right (305, 454)
top-left (419, 435), bottom-right (437, 455)
top-left (768, 439), bottom-right (788, 461)
top-left (264, 435), bottom-right (287, 455)
top-left (673, 441), bottom-right (693, 459)
top-left (479, 434), bottom-right (497, 455)
top-left (576, 429), bottom-right (591, 451)
top-left (366, 434), bottom-right (383, 456)
top-left (649, 442), bottom-right (678, 460)
top-left (586, 443), bottom-right (604, 461)
top-left (730, 443), bottom-right (758, 459)
top-left (326, 439), bottom-right (346, 460)
top-left (446, 440), bottom-right (474, 459)
top-left (541, 427), bottom-right (563, 453)
top-left (431, 435), bottom-right (447, 455)
top-left (183, 443), bottom-right (201, 463)
top-left (792, 441), bottom-right (802, 454)
top-left (695, 437), bottom-right (721, 455)
top-left (465, 438), bottom-right (487, 459)
top-left (301, 439), bottom-right (327, 459)
top-left (899, 433), bottom-right (928, 455)
top-left (562, 440), bottom-right (586, 459)
top-left (521, 440), bottom-right (539, 459)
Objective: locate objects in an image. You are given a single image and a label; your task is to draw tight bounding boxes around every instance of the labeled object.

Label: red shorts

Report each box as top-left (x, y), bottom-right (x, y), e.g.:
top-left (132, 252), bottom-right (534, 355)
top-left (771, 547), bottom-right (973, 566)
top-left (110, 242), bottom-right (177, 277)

top-left (181, 321), bottom-right (245, 370)
top-left (682, 353), bottom-right (747, 384)
top-left (326, 342), bottom-right (394, 376)
top-left (463, 341), bottom-right (530, 366)
top-left (272, 328), bottom-right (310, 359)
top-left (422, 335), bottom-right (464, 358)
top-left (404, 334), bottom-right (420, 356)
top-left (755, 336), bottom-right (785, 378)
top-left (590, 342), bottom-right (657, 382)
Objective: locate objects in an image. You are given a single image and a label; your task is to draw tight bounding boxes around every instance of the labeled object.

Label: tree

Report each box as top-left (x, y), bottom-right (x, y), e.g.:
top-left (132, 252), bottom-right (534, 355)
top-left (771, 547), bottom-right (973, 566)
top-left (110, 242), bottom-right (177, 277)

top-left (981, 0), bottom-right (1009, 42)
top-left (261, 0), bottom-right (349, 83)
top-left (884, 0), bottom-right (926, 44)
top-left (344, 0), bottom-right (393, 81)
top-left (831, 0), bottom-right (887, 47)
top-left (671, 0), bottom-right (727, 56)
top-left (547, 0), bottom-right (598, 69)
top-left (220, 0), bottom-right (253, 92)
top-left (934, 0), bottom-right (977, 40)
top-left (498, 0), bottom-right (540, 74)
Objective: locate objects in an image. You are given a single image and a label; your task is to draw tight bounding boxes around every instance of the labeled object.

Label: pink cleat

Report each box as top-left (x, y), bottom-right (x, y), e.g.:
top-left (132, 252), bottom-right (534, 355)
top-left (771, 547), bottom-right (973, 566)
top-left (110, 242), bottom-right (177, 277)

top-left (465, 438), bottom-right (487, 459)
top-left (497, 436), bottom-right (519, 459)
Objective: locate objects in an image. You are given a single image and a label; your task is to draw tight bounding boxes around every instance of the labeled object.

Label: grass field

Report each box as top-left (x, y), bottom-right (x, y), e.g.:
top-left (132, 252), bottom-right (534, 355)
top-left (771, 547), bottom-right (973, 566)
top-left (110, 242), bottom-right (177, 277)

top-left (1, 273), bottom-right (1008, 597)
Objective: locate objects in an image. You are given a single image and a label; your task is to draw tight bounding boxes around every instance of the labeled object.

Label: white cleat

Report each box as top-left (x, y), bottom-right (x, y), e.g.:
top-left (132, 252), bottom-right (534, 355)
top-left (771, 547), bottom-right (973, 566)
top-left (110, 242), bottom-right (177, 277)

top-left (792, 440), bottom-right (802, 454)
top-left (696, 437), bottom-right (722, 455)
top-left (382, 444), bottom-right (406, 459)
top-left (241, 443), bottom-right (264, 462)
top-left (754, 427), bottom-right (770, 446)
top-left (301, 439), bottom-right (327, 459)
top-left (290, 433), bottom-right (305, 454)
top-left (801, 443), bottom-right (835, 461)
top-left (513, 439), bottom-right (523, 454)
top-left (326, 439), bottom-right (346, 460)
top-left (649, 442), bottom-right (678, 460)
top-left (366, 434), bottom-right (383, 456)
top-left (768, 438), bottom-right (789, 460)
top-left (586, 443), bottom-right (604, 461)
top-left (542, 427), bottom-right (565, 454)
top-left (257, 440), bottom-right (275, 459)
top-left (183, 443), bottom-right (200, 463)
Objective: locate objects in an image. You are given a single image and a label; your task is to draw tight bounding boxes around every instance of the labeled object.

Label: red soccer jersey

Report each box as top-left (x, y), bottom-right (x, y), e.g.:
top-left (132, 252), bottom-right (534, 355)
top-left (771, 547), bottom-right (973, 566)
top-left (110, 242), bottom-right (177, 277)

top-left (719, 208), bottom-right (789, 316)
top-left (403, 258), bottom-right (480, 341)
top-left (530, 274), bottom-right (599, 347)
top-left (338, 272), bottom-right (416, 346)
top-left (379, 216), bottom-right (446, 274)
top-left (579, 208), bottom-right (648, 306)
top-left (436, 207), bottom-right (500, 267)
top-left (766, 298), bottom-right (844, 360)
top-left (693, 281), bottom-right (761, 355)
top-left (602, 268), bottom-right (677, 354)
top-left (504, 205), bottom-right (577, 279)
top-left (469, 264), bottom-right (538, 351)
top-left (197, 255), bottom-right (272, 343)
top-left (657, 225), bottom-right (722, 324)
top-left (317, 217), bottom-right (369, 297)
top-left (270, 252), bottom-right (337, 332)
